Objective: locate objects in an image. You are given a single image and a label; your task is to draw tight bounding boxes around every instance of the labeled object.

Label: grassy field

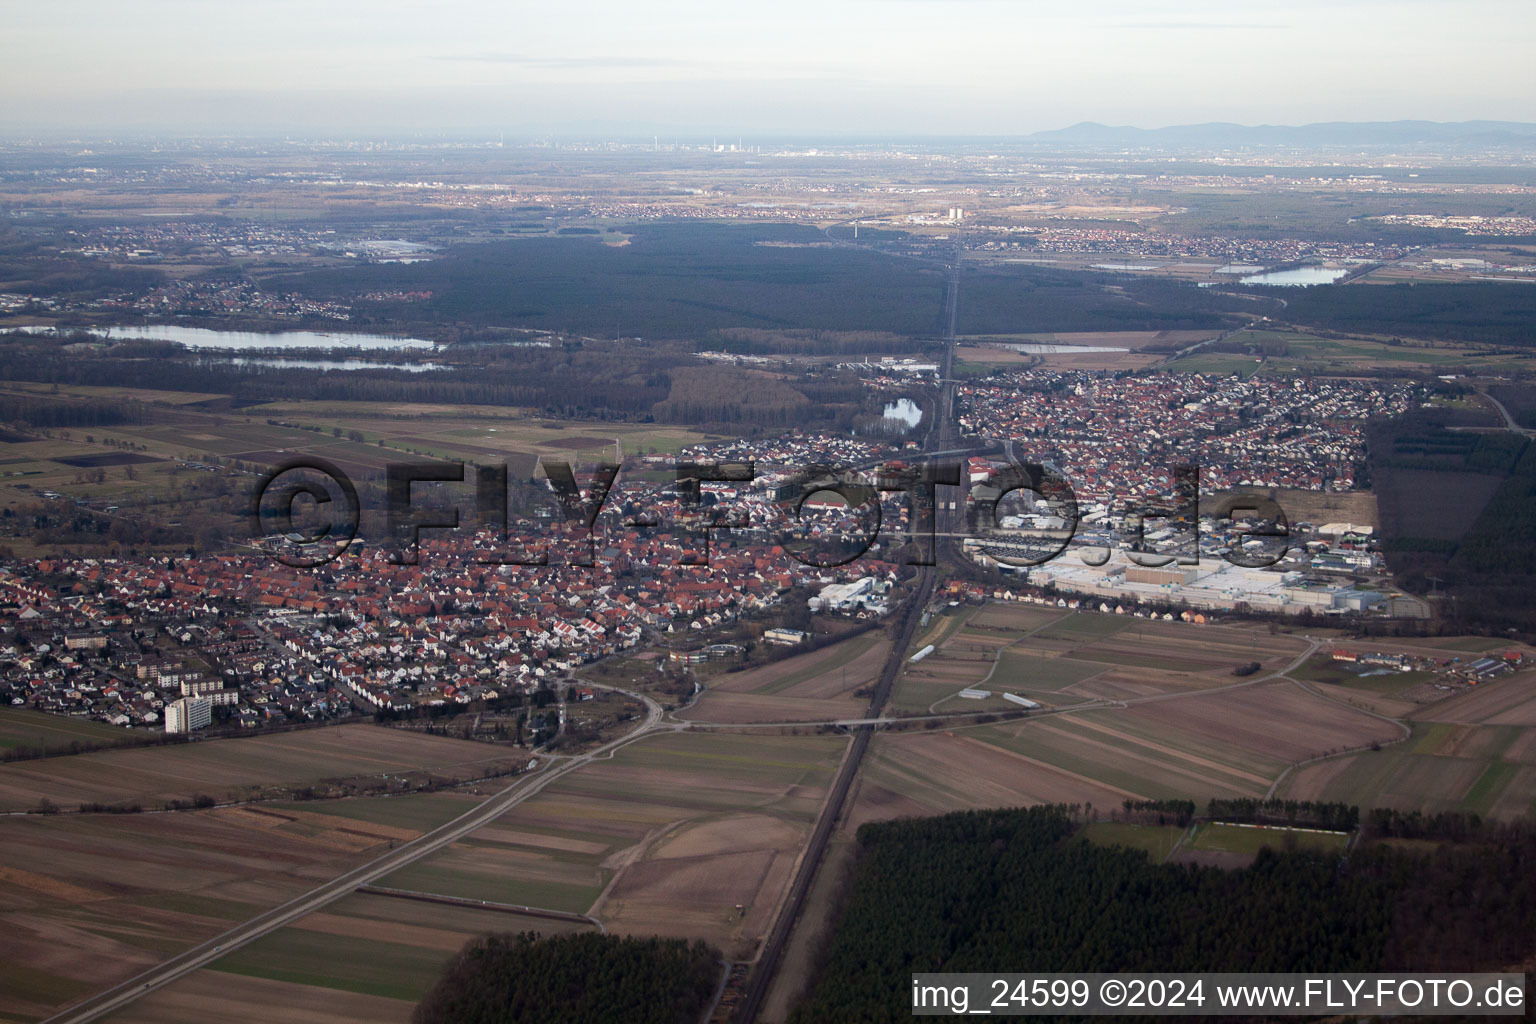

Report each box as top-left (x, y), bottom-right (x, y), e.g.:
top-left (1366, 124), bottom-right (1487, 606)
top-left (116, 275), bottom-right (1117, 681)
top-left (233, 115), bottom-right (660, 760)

top-left (1077, 822), bottom-right (1185, 861)
top-left (1157, 329), bottom-right (1535, 378)
top-left (208, 928), bottom-right (445, 1002)
top-left (1187, 822), bottom-right (1350, 855)
top-left (0, 724), bottom-right (523, 812)
top-left (0, 707), bottom-right (138, 755)
top-left (191, 891), bottom-right (594, 1015)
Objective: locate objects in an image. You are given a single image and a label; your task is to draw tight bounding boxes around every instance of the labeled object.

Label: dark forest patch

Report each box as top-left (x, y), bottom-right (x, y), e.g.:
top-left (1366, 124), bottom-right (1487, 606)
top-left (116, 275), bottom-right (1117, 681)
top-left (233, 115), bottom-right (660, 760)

top-left (51, 452), bottom-right (163, 468)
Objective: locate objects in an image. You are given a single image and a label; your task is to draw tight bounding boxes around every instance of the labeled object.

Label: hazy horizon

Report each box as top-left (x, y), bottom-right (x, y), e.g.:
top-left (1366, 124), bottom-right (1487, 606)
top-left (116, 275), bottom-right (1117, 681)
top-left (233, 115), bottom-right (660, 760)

top-left (3, 0), bottom-right (1532, 136)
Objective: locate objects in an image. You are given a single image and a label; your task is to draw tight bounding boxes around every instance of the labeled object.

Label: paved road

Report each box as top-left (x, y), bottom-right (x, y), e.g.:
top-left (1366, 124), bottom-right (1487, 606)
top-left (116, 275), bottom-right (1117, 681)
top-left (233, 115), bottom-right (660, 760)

top-left (42, 688), bottom-right (665, 1024)
top-left (1479, 389), bottom-right (1536, 436)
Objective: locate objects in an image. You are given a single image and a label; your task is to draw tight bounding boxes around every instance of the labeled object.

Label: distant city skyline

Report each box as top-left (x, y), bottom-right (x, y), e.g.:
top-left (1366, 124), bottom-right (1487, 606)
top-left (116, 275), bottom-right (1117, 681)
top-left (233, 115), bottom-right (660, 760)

top-left (2, 0), bottom-right (1533, 135)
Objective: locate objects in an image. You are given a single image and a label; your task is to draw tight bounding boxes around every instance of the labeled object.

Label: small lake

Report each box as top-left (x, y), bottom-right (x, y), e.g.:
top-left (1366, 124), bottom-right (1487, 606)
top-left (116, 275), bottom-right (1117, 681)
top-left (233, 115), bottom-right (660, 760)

top-left (882, 398), bottom-right (924, 428)
top-left (219, 357), bottom-right (448, 373)
top-left (100, 325), bottom-right (438, 351)
top-left (1238, 267), bottom-right (1350, 286)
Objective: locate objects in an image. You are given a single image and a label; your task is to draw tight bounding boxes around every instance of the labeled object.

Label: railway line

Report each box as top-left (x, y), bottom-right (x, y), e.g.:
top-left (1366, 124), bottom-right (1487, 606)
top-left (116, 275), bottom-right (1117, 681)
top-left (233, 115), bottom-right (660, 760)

top-left (734, 239), bottom-right (963, 1023)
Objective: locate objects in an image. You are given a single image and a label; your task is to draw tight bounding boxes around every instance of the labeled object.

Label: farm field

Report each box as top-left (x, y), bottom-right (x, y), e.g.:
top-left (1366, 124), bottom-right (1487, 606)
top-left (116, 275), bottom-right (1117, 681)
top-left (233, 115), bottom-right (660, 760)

top-left (681, 632), bottom-right (890, 724)
top-left (895, 607), bottom-right (1310, 710)
top-left (851, 729), bottom-right (1136, 828)
top-left (378, 730), bottom-right (844, 959)
top-left (681, 629), bottom-right (897, 724)
top-left (0, 725), bottom-right (522, 812)
top-left (1155, 330), bottom-right (1521, 378)
top-left (101, 970), bottom-right (415, 1024)
top-left (1279, 719), bottom-right (1536, 819)
top-left (854, 675), bottom-right (1399, 827)
top-left (1412, 668), bottom-right (1536, 726)
top-left (0, 791), bottom-right (485, 1022)
top-left (0, 707), bottom-right (139, 756)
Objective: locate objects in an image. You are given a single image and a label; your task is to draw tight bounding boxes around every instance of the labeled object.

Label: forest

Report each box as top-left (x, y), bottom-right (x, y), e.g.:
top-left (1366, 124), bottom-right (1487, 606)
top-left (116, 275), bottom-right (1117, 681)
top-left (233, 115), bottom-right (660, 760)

top-left (265, 222), bottom-right (951, 338)
top-left (1369, 408), bottom-right (1536, 631)
top-left (1260, 280), bottom-right (1536, 347)
top-left (790, 805), bottom-right (1536, 1023)
top-left (413, 931), bottom-right (720, 1024)
top-left (958, 264), bottom-right (1254, 335)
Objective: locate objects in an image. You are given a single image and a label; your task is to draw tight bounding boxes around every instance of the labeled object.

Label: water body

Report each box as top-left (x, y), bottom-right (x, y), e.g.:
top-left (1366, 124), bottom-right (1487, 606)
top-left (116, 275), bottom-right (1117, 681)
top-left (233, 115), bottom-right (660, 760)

top-left (220, 357), bottom-right (448, 372)
top-left (99, 325), bottom-right (437, 351)
top-left (882, 398), bottom-right (924, 428)
top-left (1239, 267), bottom-right (1350, 286)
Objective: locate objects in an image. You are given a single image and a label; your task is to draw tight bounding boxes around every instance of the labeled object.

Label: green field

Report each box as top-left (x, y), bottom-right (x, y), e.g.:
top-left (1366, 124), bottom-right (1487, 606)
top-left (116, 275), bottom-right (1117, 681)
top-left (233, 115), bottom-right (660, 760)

top-left (1188, 822), bottom-right (1350, 855)
top-left (755, 633), bottom-right (881, 695)
top-left (381, 861), bottom-right (605, 914)
top-left (266, 791), bottom-right (485, 833)
top-left (0, 707), bottom-right (136, 754)
top-left (1277, 721), bottom-right (1536, 818)
top-left (975, 714), bottom-right (1279, 801)
top-left (1077, 822), bottom-right (1185, 861)
top-left (209, 928), bottom-right (448, 1002)
top-left (992, 650), bottom-right (1103, 693)
top-left (1034, 613), bottom-right (1136, 641)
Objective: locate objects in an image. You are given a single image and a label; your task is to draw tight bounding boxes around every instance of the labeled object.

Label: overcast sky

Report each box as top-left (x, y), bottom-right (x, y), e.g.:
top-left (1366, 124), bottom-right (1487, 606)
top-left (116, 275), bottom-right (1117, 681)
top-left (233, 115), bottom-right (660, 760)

top-left (3, 0), bottom-right (1533, 136)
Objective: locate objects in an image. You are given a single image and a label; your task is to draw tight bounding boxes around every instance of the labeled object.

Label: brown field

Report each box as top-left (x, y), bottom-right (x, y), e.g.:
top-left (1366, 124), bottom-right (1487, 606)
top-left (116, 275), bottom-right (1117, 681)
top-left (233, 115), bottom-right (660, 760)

top-left (965, 603), bottom-right (1069, 633)
top-left (851, 730), bottom-right (1136, 828)
top-left (1119, 682), bottom-right (1401, 764)
top-left (682, 633), bottom-right (889, 723)
top-left (377, 731), bottom-right (843, 960)
top-left (704, 635), bottom-right (887, 697)
top-left (677, 691), bottom-right (864, 724)
top-left (1412, 670), bottom-right (1536, 726)
top-left (0, 792), bottom-right (484, 1022)
top-left (1280, 720), bottom-right (1536, 819)
top-left (1207, 487), bottom-right (1379, 531)
top-left (0, 725), bottom-right (521, 812)
top-left (859, 666), bottom-right (1402, 825)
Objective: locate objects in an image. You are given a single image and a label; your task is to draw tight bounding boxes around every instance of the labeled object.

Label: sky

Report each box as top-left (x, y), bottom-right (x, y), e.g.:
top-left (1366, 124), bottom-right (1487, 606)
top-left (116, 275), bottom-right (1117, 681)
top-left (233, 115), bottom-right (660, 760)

top-left (2, 0), bottom-right (1533, 136)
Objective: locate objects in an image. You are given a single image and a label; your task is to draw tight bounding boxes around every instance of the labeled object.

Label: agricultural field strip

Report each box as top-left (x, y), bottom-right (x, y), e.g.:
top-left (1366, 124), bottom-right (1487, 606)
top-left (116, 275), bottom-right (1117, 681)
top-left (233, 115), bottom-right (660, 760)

top-left (37, 685), bottom-right (666, 1024)
top-left (1262, 672), bottom-right (1416, 799)
top-left (927, 611), bottom-right (1074, 712)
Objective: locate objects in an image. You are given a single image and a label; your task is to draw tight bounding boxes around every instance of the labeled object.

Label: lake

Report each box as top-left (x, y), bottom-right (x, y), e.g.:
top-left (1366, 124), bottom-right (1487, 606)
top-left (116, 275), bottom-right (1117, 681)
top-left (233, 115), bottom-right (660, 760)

top-left (219, 357), bottom-right (448, 372)
top-left (882, 398), bottom-right (923, 428)
top-left (1239, 267), bottom-right (1350, 286)
top-left (99, 325), bottom-right (437, 350)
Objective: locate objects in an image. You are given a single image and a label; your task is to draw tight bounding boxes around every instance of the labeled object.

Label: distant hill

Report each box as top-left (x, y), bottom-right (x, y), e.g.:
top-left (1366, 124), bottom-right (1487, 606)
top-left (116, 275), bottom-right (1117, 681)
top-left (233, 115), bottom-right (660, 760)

top-left (1029, 120), bottom-right (1536, 149)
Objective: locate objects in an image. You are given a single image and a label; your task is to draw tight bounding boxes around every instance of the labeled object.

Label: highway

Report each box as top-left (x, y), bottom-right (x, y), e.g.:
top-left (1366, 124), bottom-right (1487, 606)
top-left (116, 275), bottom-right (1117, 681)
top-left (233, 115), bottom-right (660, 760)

top-left (41, 688), bottom-right (665, 1024)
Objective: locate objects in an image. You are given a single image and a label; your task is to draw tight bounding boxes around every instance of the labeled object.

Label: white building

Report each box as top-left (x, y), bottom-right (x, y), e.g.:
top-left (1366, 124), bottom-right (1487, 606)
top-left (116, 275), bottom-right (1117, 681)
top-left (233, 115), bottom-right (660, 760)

top-left (165, 696), bottom-right (212, 734)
